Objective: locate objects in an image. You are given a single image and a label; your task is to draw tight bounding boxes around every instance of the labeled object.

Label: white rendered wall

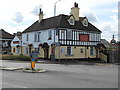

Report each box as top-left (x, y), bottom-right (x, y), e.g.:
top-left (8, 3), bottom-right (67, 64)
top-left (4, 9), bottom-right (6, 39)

top-left (22, 29), bottom-right (59, 48)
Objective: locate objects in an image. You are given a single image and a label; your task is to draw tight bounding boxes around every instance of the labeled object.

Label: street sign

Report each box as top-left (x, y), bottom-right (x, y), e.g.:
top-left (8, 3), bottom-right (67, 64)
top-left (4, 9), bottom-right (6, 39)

top-left (31, 58), bottom-right (35, 62)
top-left (30, 51), bottom-right (38, 70)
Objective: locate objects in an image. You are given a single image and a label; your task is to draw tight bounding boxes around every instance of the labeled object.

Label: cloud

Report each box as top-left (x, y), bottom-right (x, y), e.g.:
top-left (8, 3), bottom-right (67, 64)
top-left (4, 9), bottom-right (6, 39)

top-left (13, 12), bottom-right (24, 23)
top-left (110, 15), bottom-right (117, 22)
top-left (100, 22), bottom-right (113, 31)
top-left (98, 22), bottom-right (118, 41)
top-left (112, 9), bottom-right (118, 13)
top-left (31, 5), bottom-right (42, 16)
top-left (81, 9), bottom-right (98, 22)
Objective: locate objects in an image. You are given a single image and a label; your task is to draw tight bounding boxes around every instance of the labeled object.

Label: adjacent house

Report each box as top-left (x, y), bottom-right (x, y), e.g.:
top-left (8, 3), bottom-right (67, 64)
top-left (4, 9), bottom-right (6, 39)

top-left (98, 39), bottom-right (110, 63)
top-left (0, 29), bottom-right (14, 54)
top-left (21, 2), bottom-right (101, 60)
top-left (11, 32), bottom-right (22, 55)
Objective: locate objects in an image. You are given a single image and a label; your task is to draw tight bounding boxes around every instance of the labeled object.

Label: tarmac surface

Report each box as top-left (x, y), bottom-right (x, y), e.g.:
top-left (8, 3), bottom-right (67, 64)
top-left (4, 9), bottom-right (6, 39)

top-left (0, 60), bottom-right (119, 88)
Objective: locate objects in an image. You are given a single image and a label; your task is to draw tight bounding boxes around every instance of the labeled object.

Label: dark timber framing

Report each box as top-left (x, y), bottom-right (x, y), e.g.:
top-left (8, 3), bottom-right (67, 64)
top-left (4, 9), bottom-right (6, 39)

top-left (58, 29), bottom-right (101, 46)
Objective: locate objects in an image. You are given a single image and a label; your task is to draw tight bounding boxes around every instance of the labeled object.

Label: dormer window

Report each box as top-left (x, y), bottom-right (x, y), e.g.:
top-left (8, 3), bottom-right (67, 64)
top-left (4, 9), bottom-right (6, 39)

top-left (68, 16), bottom-right (75, 25)
top-left (69, 19), bottom-right (75, 25)
top-left (70, 19), bottom-right (74, 25)
top-left (83, 20), bottom-right (88, 26)
top-left (82, 18), bottom-right (88, 27)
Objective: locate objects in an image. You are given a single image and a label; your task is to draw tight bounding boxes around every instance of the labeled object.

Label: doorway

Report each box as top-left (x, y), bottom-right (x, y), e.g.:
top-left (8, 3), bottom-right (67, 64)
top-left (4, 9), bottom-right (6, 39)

top-left (44, 48), bottom-right (49, 59)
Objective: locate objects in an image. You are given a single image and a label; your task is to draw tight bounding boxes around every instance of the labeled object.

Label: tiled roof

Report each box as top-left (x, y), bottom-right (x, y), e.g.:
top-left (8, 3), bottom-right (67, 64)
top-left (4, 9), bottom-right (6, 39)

top-left (101, 39), bottom-right (110, 48)
top-left (22, 14), bottom-right (101, 33)
top-left (0, 29), bottom-right (14, 39)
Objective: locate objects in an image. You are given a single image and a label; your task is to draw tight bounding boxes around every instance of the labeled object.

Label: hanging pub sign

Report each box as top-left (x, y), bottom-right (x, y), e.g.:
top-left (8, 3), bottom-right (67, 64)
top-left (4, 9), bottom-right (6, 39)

top-left (13, 41), bottom-right (19, 44)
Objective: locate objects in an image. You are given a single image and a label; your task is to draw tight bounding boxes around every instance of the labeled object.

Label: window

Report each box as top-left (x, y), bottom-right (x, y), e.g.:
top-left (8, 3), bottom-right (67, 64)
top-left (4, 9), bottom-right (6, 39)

top-left (68, 17), bottom-right (75, 25)
top-left (16, 47), bottom-right (20, 53)
top-left (34, 33), bottom-right (37, 41)
top-left (90, 47), bottom-right (95, 56)
top-left (67, 47), bottom-right (72, 55)
top-left (38, 32), bottom-right (41, 41)
top-left (56, 29), bottom-right (59, 35)
top-left (84, 21), bottom-right (88, 26)
top-left (26, 47), bottom-right (29, 54)
top-left (67, 30), bottom-right (72, 40)
top-left (80, 48), bottom-right (84, 53)
top-left (34, 32), bottom-right (41, 42)
top-left (70, 19), bottom-right (74, 25)
top-left (26, 34), bottom-right (29, 41)
top-left (82, 18), bottom-right (88, 27)
top-left (35, 48), bottom-right (39, 53)
top-left (48, 31), bottom-right (52, 40)
top-left (61, 30), bottom-right (65, 39)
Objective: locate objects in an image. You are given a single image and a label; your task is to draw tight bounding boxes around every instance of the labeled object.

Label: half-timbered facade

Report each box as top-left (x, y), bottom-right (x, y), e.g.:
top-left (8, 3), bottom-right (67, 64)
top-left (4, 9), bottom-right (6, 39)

top-left (21, 2), bottom-right (101, 60)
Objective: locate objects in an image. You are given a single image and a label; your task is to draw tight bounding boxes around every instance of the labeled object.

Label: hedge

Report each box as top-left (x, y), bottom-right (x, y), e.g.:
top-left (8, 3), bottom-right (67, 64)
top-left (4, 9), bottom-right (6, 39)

top-left (2, 55), bottom-right (31, 61)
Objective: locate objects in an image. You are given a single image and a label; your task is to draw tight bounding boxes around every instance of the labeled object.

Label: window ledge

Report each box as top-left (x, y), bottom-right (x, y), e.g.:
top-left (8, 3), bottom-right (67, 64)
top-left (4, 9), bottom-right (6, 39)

top-left (34, 41), bottom-right (41, 42)
top-left (65, 54), bottom-right (74, 56)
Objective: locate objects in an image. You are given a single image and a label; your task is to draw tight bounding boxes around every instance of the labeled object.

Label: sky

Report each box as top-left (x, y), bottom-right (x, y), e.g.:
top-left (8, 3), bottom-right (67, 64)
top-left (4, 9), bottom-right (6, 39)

top-left (0, 0), bottom-right (119, 42)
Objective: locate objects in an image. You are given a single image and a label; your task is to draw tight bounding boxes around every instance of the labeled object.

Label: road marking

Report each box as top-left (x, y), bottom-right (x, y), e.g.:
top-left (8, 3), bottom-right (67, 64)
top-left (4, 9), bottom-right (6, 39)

top-left (2, 82), bottom-right (28, 88)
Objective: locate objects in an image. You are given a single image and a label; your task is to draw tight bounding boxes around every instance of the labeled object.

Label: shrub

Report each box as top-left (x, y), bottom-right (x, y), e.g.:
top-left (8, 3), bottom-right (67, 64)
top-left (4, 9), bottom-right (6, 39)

top-left (2, 55), bottom-right (31, 61)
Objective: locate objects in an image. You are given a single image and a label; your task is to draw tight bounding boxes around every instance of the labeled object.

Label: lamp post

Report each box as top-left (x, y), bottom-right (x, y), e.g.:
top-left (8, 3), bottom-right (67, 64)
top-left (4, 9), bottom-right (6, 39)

top-left (54, 0), bottom-right (61, 16)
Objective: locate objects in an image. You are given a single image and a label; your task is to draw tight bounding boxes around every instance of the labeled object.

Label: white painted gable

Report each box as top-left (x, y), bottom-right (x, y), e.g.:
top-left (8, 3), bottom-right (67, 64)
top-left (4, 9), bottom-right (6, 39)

top-left (11, 36), bottom-right (22, 47)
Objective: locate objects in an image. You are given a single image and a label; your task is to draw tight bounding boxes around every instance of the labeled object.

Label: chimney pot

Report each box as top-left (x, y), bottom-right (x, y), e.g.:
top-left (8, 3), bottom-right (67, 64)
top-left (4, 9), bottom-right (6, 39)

top-left (38, 8), bottom-right (44, 22)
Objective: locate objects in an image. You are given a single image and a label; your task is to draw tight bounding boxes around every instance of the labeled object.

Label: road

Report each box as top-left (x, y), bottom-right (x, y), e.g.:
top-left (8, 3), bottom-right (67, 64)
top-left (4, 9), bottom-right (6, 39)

top-left (1, 60), bottom-right (118, 88)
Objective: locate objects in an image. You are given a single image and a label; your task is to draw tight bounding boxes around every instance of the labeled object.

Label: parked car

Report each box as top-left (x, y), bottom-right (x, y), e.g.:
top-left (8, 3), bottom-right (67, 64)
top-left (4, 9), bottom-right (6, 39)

top-left (2, 51), bottom-right (7, 54)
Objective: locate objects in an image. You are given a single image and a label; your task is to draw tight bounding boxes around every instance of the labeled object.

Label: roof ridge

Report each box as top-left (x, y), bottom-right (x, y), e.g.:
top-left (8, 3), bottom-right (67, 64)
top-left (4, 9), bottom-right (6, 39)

top-left (1, 29), bottom-right (13, 36)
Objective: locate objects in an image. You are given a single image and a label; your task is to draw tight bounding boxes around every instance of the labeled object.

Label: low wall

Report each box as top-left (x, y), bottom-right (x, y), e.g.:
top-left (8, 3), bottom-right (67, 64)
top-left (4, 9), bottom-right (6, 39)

top-left (99, 52), bottom-right (107, 62)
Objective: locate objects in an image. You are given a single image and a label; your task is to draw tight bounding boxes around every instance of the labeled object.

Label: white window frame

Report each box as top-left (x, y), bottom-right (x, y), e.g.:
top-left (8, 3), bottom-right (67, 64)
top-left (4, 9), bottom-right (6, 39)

top-left (48, 31), bottom-right (52, 40)
top-left (34, 32), bottom-right (41, 42)
top-left (38, 32), bottom-right (41, 41)
top-left (34, 33), bottom-right (37, 41)
top-left (67, 46), bottom-right (72, 55)
top-left (67, 30), bottom-right (72, 40)
top-left (26, 34), bottom-right (29, 41)
top-left (82, 19), bottom-right (88, 27)
top-left (80, 48), bottom-right (84, 53)
top-left (90, 47), bottom-right (95, 56)
top-left (16, 47), bottom-right (20, 54)
top-left (26, 47), bottom-right (29, 54)
top-left (69, 19), bottom-right (75, 25)
top-left (35, 47), bottom-right (40, 53)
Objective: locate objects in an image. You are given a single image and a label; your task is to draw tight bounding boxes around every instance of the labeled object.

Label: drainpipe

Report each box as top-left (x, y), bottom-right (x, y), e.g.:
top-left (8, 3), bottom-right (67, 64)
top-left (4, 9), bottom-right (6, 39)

top-left (21, 41), bottom-right (22, 55)
top-left (85, 46), bottom-right (86, 60)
